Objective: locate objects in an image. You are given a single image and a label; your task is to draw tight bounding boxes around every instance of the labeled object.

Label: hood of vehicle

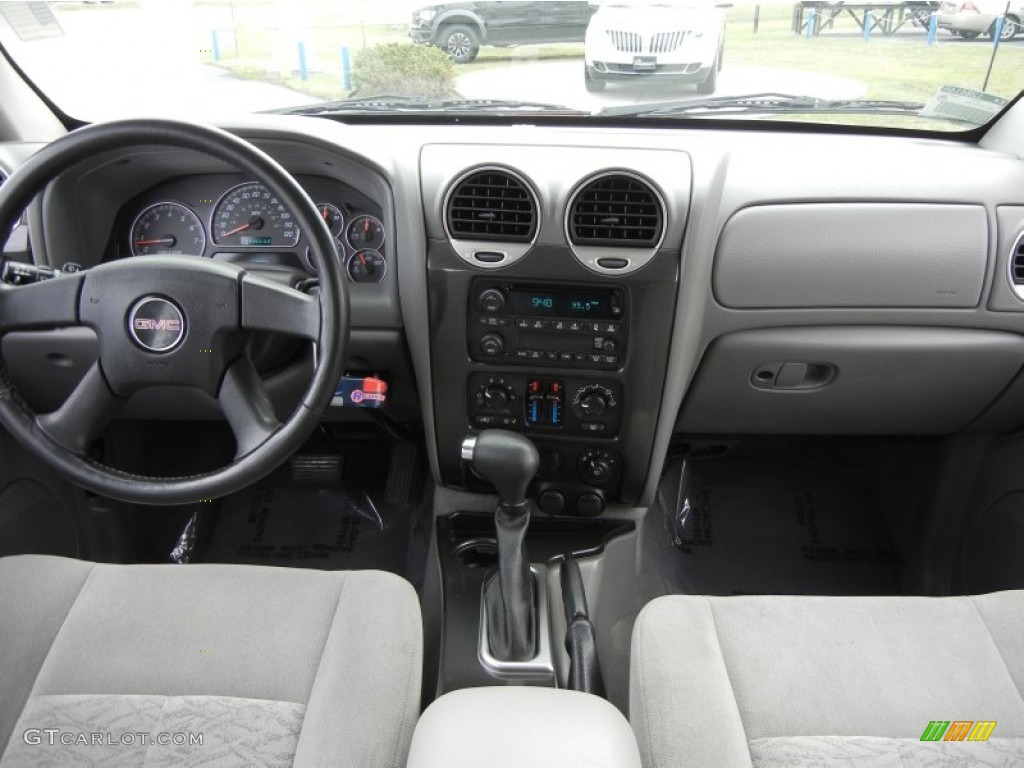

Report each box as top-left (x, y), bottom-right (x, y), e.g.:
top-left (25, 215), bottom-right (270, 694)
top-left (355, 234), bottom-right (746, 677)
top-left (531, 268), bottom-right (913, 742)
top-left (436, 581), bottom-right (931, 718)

top-left (591, 4), bottom-right (721, 32)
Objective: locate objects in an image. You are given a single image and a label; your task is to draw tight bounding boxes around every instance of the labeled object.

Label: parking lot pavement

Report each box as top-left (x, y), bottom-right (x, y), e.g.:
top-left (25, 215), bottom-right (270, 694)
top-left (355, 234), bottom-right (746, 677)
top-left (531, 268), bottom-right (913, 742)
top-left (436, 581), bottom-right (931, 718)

top-left (455, 59), bottom-right (868, 110)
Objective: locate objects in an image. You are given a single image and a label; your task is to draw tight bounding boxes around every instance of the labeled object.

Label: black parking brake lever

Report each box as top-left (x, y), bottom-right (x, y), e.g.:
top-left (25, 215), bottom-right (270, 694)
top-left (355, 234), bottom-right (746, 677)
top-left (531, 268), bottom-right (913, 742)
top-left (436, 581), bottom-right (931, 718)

top-left (561, 555), bottom-right (605, 697)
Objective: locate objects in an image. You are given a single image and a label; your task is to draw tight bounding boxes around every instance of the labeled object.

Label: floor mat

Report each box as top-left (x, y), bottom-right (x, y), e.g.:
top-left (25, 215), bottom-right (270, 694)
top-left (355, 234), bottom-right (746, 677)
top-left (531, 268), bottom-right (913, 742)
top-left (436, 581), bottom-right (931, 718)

top-left (650, 447), bottom-right (904, 596)
top-left (200, 485), bottom-right (418, 572)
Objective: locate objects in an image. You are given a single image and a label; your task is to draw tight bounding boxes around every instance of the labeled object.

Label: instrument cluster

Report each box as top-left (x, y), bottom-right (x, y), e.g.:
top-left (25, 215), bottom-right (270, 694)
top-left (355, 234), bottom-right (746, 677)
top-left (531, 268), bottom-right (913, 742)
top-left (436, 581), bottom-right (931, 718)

top-left (121, 173), bottom-right (388, 283)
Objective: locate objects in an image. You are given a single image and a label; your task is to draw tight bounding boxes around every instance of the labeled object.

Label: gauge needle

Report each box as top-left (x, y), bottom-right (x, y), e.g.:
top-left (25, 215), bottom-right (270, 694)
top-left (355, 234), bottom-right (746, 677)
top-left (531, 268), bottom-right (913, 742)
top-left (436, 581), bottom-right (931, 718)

top-left (221, 223), bottom-right (252, 238)
top-left (321, 207), bottom-right (330, 221)
top-left (134, 238), bottom-right (175, 246)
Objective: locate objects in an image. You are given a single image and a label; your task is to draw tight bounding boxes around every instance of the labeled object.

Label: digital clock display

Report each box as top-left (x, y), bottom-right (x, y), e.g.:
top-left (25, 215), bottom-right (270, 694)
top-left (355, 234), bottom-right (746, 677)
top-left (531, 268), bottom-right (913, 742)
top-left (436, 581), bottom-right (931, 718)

top-left (240, 235), bottom-right (273, 246)
top-left (507, 287), bottom-right (618, 319)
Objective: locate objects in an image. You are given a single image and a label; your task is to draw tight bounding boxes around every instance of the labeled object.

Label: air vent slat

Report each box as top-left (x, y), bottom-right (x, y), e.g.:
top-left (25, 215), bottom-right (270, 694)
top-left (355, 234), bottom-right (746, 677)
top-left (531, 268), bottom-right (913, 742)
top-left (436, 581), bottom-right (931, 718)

top-left (446, 169), bottom-right (537, 243)
top-left (568, 174), bottom-right (664, 247)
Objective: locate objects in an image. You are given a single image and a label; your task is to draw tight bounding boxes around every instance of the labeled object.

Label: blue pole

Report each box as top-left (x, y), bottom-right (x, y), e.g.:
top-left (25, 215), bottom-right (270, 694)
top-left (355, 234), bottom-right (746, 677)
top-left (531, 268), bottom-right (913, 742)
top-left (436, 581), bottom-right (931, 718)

top-left (211, 30), bottom-right (220, 61)
top-left (341, 46), bottom-right (351, 91)
top-left (805, 9), bottom-right (816, 38)
top-left (992, 17), bottom-right (1004, 46)
top-left (927, 13), bottom-right (937, 45)
top-left (298, 41), bottom-right (308, 81)
top-left (863, 11), bottom-right (872, 41)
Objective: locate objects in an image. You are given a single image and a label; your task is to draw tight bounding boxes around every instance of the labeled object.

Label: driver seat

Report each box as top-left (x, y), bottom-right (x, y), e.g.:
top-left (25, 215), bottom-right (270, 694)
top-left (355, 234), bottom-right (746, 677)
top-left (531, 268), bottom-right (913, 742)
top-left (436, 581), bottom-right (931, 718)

top-left (0, 555), bottom-right (422, 767)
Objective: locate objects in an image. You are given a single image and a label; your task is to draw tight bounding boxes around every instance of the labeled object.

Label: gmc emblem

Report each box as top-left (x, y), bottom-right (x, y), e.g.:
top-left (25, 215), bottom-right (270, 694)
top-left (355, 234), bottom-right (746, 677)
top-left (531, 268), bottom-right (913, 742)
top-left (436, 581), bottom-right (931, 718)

top-left (133, 318), bottom-right (182, 332)
top-left (127, 297), bottom-right (186, 353)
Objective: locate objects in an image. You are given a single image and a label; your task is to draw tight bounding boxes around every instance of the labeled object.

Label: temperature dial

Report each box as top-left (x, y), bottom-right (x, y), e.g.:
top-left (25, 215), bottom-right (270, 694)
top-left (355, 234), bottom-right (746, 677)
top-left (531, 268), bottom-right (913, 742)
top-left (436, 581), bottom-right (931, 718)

top-left (346, 215), bottom-right (386, 251)
top-left (347, 249), bottom-right (386, 283)
top-left (572, 384), bottom-right (616, 418)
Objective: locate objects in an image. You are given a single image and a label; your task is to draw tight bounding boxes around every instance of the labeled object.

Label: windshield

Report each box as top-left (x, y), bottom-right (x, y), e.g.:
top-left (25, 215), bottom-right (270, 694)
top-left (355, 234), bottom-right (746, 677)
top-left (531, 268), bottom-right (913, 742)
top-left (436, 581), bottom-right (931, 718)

top-left (0, 0), bottom-right (1020, 130)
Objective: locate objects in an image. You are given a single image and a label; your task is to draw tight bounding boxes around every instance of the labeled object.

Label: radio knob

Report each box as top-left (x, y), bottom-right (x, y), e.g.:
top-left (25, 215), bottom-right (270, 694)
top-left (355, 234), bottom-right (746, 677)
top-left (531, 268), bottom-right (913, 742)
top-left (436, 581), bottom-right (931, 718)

top-left (480, 333), bottom-right (505, 357)
top-left (478, 288), bottom-right (506, 313)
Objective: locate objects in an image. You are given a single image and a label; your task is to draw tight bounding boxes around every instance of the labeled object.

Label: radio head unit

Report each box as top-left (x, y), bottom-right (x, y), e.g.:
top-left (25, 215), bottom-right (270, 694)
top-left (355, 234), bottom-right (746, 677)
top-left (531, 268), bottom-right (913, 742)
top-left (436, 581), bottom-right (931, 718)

top-left (468, 280), bottom-right (627, 371)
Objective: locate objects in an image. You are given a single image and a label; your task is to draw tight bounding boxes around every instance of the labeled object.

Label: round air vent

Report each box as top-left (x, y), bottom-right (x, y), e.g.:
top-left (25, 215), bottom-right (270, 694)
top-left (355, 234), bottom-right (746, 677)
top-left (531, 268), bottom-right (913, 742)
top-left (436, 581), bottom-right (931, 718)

top-left (567, 173), bottom-right (664, 248)
top-left (1011, 232), bottom-right (1024, 287)
top-left (445, 167), bottom-right (538, 244)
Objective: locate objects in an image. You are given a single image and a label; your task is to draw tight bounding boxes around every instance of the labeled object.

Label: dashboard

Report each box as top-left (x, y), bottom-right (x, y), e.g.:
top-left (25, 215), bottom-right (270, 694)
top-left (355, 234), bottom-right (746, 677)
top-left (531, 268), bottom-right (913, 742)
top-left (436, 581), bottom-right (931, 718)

top-left (2, 116), bottom-right (1024, 512)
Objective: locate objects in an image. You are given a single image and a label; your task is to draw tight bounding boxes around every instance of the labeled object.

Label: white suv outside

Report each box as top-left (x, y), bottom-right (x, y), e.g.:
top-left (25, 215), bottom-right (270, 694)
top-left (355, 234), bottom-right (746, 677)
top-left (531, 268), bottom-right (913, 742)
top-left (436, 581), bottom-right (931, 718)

top-left (584, 0), bottom-right (726, 93)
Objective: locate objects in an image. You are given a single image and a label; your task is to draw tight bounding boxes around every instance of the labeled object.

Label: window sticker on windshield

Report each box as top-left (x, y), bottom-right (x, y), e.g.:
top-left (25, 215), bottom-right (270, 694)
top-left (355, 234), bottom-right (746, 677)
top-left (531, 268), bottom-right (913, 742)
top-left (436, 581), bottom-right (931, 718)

top-left (921, 86), bottom-right (1008, 127)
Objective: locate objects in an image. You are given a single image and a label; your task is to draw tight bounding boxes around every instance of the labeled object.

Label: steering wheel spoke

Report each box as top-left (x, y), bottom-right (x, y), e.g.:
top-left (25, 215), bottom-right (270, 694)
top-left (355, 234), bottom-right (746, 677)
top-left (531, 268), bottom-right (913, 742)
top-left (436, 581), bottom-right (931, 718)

top-left (0, 272), bottom-right (84, 332)
top-left (219, 355), bottom-right (282, 459)
top-left (35, 362), bottom-right (123, 455)
top-left (240, 273), bottom-right (322, 341)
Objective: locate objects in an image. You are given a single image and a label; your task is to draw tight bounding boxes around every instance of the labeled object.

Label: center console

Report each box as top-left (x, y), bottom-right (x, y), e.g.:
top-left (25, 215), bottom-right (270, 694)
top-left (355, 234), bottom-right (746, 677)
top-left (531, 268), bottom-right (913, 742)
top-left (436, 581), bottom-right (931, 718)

top-left (422, 142), bottom-right (690, 512)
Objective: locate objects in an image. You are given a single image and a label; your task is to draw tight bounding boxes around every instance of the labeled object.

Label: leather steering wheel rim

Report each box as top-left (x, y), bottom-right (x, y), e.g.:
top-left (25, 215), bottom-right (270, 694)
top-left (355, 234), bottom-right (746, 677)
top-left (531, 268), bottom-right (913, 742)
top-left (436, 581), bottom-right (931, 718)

top-left (0, 119), bottom-right (348, 505)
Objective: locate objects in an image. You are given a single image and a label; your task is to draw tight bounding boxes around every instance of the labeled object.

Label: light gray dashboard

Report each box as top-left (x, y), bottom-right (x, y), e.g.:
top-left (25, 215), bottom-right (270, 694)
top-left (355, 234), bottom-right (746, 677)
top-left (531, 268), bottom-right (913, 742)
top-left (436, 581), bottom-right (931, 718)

top-left (3, 116), bottom-right (1024, 506)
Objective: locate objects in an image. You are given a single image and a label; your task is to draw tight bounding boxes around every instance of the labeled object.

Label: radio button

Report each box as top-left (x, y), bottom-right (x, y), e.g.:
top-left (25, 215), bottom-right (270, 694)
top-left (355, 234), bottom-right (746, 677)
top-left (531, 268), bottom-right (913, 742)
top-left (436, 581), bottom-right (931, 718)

top-left (515, 349), bottom-right (530, 360)
top-left (530, 319), bottom-right (549, 330)
top-left (545, 351), bottom-right (558, 361)
top-left (516, 318), bottom-right (530, 329)
top-left (552, 320), bottom-right (567, 332)
top-left (559, 352), bottom-right (574, 363)
top-left (569, 321), bottom-right (583, 332)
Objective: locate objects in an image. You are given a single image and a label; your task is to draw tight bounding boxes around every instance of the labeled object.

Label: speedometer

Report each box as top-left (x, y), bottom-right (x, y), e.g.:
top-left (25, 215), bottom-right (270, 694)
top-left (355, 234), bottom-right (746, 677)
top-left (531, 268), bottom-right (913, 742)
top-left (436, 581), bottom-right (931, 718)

top-left (211, 182), bottom-right (300, 248)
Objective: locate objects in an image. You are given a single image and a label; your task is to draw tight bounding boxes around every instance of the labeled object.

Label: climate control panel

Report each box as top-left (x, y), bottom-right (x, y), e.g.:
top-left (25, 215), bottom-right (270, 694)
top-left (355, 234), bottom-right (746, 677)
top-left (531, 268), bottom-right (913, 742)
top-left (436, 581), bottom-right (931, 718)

top-left (468, 372), bottom-right (622, 436)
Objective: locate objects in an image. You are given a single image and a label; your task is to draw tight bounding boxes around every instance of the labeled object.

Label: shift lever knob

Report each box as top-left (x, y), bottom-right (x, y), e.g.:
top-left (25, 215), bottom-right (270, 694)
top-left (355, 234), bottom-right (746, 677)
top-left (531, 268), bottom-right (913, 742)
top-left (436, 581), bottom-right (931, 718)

top-left (462, 429), bottom-right (539, 507)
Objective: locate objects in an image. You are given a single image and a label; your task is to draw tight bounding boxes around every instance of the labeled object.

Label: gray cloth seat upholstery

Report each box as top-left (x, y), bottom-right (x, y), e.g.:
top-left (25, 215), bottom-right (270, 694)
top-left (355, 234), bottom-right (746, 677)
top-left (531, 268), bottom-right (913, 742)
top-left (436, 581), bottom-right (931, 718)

top-left (630, 592), bottom-right (1024, 767)
top-left (0, 555), bottom-right (422, 767)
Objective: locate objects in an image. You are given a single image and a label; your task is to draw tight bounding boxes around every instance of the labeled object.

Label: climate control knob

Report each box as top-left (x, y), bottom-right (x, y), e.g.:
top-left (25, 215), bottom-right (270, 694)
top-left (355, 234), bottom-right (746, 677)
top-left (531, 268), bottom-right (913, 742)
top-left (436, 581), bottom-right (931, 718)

top-left (479, 333), bottom-right (505, 357)
top-left (572, 384), bottom-right (616, 418)
top-left (483, 384), bottom-right (511, 410)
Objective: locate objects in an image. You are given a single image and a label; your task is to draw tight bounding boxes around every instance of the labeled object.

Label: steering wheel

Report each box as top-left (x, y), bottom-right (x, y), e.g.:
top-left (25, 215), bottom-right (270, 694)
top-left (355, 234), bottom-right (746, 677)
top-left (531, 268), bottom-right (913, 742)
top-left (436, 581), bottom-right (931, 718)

top-left (0, 119), bottom-right (348, 505)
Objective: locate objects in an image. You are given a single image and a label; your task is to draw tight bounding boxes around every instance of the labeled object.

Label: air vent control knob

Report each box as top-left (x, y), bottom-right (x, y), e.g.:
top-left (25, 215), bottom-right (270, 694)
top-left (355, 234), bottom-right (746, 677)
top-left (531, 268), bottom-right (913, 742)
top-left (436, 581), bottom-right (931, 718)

top-left (573, 384), bottom-right (615, 418)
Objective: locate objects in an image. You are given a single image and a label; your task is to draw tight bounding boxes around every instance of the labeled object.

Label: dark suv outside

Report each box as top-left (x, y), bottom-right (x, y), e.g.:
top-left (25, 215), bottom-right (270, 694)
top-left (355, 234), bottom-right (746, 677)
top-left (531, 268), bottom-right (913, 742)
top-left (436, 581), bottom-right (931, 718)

top-left (410, 1), bottom-right (594, 63)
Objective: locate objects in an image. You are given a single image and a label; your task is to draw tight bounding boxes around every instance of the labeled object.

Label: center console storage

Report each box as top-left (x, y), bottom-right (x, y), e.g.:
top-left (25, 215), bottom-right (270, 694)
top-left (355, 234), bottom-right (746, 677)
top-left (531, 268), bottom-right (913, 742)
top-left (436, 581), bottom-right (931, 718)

top-left (407, 687), bottom-right (641, 768)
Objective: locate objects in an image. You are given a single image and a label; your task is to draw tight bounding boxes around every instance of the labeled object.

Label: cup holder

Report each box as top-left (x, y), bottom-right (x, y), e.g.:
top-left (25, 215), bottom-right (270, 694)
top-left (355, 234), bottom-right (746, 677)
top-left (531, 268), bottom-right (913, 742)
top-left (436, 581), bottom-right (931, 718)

top-left (453, 537), bottom-right (499, 568)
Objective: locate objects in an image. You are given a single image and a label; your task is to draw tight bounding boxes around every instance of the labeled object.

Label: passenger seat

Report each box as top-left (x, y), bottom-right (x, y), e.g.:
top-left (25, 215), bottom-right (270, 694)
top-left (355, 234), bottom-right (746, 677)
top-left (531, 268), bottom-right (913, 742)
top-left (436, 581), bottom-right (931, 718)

top-left (630, 592), bottom-right (1024, 766)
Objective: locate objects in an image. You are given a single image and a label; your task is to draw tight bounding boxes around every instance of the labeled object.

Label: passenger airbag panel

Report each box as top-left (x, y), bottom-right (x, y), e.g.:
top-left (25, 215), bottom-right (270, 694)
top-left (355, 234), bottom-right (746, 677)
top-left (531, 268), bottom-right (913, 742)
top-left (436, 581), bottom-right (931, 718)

top-left (713, 204), bottom-right (987, 309)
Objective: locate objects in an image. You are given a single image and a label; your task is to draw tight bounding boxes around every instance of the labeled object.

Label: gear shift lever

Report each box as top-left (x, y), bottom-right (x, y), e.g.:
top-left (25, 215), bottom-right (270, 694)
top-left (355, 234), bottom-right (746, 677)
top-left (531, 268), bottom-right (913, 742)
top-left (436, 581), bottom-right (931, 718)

top-left (462, 429), bottom-right (539, 661)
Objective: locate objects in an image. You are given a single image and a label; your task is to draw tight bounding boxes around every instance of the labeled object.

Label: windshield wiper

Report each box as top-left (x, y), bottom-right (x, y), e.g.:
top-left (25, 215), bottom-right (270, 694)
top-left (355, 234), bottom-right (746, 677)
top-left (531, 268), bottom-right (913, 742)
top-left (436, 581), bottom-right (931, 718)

top-left (271, 96), bottom-right (587, 116)
top-left (598, 93), bottom-right (933, 120)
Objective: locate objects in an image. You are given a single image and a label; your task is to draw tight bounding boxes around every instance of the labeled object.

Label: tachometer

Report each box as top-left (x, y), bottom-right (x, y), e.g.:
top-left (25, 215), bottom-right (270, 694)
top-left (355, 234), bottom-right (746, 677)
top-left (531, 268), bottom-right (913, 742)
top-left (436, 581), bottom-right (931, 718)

top-left (212, 182), bottom-right (300, 248)
top-left (130, 202), bottom-right (206, 257)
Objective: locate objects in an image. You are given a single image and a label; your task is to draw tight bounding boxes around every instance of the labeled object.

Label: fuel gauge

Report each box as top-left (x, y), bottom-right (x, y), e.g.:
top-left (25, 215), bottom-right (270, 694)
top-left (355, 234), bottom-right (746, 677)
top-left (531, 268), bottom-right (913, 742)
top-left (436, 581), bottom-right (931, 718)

top-left (347, 249), bottom-right (386, 283)
top-left (346, 215), bottom-right (385, 251)
top-left (316, 203), bottom-right (344, 238)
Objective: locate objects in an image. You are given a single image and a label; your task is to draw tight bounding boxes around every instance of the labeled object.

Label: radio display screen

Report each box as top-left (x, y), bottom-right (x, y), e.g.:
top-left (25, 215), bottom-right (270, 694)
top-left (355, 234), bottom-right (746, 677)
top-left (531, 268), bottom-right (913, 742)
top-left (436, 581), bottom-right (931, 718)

top-left (507, 288), bottom-right (617, 318)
